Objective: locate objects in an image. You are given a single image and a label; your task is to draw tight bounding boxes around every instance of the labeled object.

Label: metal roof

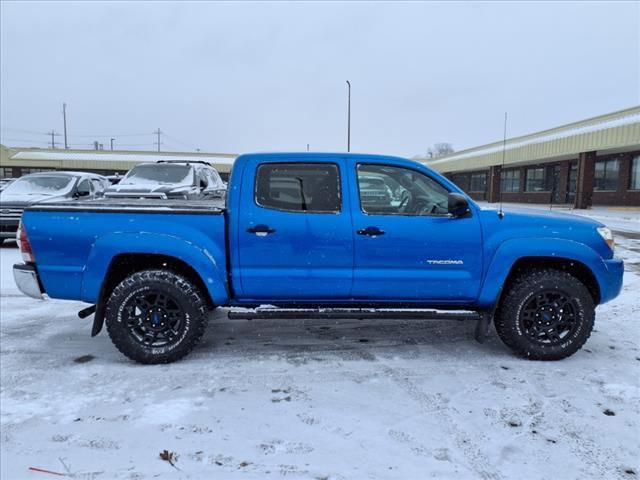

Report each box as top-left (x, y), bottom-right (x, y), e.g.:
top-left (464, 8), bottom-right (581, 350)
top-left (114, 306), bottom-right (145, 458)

top-left (1, 146), bottom-right (237, 173)
top-left (10, 150), bottom-right (236, 164)
top-left (423, 106), bottom-right (640, 173)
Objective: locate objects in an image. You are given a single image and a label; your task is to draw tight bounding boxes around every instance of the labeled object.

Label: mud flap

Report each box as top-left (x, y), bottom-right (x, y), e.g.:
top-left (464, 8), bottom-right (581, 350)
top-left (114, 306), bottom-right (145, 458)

top-left (89, 302), bottom-right (106, 337)
top-left (474, 311), bottom-right (493, 344)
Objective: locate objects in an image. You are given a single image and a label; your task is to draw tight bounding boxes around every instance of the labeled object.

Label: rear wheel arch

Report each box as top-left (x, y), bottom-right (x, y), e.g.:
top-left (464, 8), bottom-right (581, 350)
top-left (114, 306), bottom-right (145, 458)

top-left (91, 253), bottom-right (215, 337)
top-left (101, 253), bottom-right (215, 309)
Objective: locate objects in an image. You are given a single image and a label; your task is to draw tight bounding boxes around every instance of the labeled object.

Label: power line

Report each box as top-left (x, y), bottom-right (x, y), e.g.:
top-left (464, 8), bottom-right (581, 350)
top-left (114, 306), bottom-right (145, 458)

top-left (1, 127), bottom-right (156, 138)
top-left (1, 127), bottom-right (51, 135)
top-left (69, 132), bottom-right (155, 138)
top-left (3, 127), bottom-right (204, 152)
top-left (0, 137), bottom-right (52, 145)
top-left (163, 133), bottom-right (199, 151)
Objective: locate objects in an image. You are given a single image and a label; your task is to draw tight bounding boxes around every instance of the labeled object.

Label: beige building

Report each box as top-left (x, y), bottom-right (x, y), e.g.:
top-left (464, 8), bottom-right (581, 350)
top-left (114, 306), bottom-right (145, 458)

top-left (420, 106), bottom-right (640, 207)
top-left (0, 145), bottom-right (238, 181)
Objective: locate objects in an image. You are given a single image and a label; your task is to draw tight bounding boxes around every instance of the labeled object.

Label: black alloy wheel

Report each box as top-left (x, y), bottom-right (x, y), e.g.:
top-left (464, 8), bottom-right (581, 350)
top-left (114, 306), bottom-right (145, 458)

top-left (105, 270), bottom-right (209, 364)
top-left (519, 290), bottom-right (578, 346)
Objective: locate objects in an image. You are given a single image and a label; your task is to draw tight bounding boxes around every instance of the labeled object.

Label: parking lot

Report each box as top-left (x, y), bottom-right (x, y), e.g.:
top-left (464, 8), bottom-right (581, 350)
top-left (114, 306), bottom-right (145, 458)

top-left (0, 206), bottom-right (638, 479)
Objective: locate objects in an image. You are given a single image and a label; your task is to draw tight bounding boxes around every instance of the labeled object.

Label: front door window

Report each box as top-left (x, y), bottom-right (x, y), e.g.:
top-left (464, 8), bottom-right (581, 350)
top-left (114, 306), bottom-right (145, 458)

top-left (356, 164), bottom-right (449, 216)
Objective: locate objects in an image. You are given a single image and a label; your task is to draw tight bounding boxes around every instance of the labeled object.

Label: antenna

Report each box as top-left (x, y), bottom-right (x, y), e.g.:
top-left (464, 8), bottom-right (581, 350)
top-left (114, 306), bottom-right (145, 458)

top-left (498, 112), bottom-right (508, 219)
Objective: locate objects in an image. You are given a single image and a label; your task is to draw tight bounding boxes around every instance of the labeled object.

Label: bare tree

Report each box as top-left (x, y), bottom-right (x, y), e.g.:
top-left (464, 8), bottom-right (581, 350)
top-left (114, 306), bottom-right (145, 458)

top-left (424, 142), bottom-right (455, 159)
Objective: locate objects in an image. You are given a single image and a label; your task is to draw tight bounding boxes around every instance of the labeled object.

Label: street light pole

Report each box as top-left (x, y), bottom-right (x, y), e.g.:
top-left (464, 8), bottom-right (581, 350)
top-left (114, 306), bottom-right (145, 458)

top-left (110, 138), bottom-right (115, 150)
top-left (346, 80), bottom-right (351, 152)
top-left (62, 102), bottom-right (68, 149)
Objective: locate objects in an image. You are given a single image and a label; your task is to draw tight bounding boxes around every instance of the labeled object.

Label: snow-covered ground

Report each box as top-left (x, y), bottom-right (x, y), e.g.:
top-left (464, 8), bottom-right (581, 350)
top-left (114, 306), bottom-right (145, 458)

top-left (1, 207), bottom-right (639, 479)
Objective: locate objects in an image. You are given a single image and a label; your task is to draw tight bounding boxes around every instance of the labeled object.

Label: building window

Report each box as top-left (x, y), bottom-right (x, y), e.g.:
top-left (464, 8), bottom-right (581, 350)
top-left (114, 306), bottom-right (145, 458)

top-left (500, 169), bottom-right (520, 193)
top-left (451, 173), bottom-right (469, 192)
top-left (0, 167), bottom-right (13, 178)
top-left (594, 158), bottom-right (619, 191)
top-left (469, 172), bottom-right (486, 192)
top-left (630, 156), bottom-right (640, 190)
top-left (21, 168), bottom-right (53, 175)
top-left (525, 167), bottom-right (546, 192)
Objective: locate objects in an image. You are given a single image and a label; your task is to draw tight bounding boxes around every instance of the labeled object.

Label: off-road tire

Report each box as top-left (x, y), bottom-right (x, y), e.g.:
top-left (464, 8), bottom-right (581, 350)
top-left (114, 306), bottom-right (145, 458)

top-left (105, 270), bottom-right (208, 364)
top-left (495, 269), bottom-right (595, 360)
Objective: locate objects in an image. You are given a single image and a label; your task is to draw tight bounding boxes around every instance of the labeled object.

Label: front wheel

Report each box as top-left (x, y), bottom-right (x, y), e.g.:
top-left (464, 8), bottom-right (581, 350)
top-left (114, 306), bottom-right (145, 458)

top-left (105, 270), bottom-right (208, 364)
top-left (495, 269), bottom-right (595, 360)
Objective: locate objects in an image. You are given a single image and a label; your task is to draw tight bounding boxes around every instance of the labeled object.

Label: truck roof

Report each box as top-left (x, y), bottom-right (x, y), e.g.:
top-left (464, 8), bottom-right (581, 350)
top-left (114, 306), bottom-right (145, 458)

top-left (238, 152), bottom-right (411, 162)
top-left (234, 152), bottom-right (422, 172)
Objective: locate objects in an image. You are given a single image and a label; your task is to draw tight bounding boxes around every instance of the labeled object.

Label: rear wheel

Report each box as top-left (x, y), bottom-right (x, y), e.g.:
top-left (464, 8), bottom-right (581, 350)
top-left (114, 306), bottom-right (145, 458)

top-left (105, 270), bottom-right (208, 364)
top-left (495, 269), bottom-right (595, 360)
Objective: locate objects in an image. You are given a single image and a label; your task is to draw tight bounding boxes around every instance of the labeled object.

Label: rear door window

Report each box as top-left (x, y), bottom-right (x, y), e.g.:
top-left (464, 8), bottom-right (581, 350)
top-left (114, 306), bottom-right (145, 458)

top-left (255, 163), bottom-right (341, 213)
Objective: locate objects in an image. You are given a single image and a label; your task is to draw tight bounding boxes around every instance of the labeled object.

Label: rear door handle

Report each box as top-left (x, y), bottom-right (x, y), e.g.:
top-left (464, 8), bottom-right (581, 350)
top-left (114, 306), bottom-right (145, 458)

top-left (247, 224), bottom-right (276, 236)
top-left (357, 226), bottom-right (385, 237)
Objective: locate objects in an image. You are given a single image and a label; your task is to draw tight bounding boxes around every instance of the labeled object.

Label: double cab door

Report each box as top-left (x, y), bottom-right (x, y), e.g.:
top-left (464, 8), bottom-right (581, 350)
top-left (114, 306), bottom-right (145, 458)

top-left (237, 159), bottom-right (354, 299)
top-left (236, 157), bottom-right (482, 303)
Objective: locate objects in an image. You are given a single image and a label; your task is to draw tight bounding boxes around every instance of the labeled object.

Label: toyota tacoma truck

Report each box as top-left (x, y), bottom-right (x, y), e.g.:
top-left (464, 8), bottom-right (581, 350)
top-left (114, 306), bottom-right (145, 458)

top-left (13, 153), bottom-right (623, 363)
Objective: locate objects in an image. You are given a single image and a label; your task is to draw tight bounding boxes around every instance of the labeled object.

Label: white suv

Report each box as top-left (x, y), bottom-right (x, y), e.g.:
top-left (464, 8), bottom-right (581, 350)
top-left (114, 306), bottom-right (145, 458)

top-left (105, 161), bottom-right (226, 200)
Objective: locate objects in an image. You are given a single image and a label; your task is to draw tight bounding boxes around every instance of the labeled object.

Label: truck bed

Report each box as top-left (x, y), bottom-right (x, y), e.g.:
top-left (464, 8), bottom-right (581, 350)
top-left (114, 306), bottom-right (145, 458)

top-left (27, 197), bottom-right (226, 214)
top-left (23, 199), bottom-right (229, 304)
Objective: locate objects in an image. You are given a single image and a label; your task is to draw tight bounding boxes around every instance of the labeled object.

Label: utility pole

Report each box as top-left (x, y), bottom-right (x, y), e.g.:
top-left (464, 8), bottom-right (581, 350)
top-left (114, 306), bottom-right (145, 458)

top-left (48, 130), bottom-right (59, 149)
top-left (62, 102), bottom-right (68, 149)
top-left (346, 80), bottom-right (351, 152)
top-left (154, 128), bottom-right (162, 152)
top-left (110, 138), bottom-right (115, 150)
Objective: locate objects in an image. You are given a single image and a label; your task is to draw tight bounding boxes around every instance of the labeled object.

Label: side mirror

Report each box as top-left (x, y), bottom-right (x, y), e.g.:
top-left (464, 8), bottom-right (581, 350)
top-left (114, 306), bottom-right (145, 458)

top-left (447, 192), bottom-right (470, 217)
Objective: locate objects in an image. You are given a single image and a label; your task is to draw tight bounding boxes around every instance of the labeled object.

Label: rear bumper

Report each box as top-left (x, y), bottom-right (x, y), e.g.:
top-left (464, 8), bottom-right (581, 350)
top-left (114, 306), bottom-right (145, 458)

top-left (13, 263), bottom-right (45, 299)
top-left (599, 257), bottom-right (624, 304)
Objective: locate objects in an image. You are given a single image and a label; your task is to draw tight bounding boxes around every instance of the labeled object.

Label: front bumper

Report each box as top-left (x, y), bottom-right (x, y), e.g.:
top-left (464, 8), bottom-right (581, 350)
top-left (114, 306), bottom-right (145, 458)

top-left (13, 263), bottom-right (45, 299)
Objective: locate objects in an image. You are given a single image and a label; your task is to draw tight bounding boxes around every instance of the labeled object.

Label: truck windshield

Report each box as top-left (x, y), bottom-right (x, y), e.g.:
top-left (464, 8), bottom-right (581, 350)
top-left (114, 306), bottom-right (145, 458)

top-left (1, 175), bottom-right (75, 195)
top-left (122, 165), bottom-right (193, 185)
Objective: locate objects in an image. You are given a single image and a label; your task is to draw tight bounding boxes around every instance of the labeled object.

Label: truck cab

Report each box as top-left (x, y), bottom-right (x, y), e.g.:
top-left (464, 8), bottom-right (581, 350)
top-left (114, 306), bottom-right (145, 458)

top-left (229, 154), bottom-right (483, 303)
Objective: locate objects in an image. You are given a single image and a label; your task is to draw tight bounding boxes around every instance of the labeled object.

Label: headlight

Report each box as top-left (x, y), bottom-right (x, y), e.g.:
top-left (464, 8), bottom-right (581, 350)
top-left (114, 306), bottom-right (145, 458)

top-left (597, 227), bottom-right (614, 251)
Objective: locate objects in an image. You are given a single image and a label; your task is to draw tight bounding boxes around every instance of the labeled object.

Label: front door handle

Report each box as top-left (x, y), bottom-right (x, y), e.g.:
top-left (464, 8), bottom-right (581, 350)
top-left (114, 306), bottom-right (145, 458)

top-left (247, 224), bottom-right (276, 237)
top-left (357, 226), bottom-right (385, 237)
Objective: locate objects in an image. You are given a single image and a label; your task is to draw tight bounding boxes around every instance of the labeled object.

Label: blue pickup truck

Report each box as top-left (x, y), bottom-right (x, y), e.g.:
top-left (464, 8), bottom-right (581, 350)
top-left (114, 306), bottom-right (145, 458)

top-left (13, 153), bottom-right (623, 363)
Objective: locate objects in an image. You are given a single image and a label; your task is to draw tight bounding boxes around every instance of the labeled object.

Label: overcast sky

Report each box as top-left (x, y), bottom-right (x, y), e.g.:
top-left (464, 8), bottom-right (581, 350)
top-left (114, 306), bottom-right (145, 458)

top-left (1, 1), bottom-right (638, 157)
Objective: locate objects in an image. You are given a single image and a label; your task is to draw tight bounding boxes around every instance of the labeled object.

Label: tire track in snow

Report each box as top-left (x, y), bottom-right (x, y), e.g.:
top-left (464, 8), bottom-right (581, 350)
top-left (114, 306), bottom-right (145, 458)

top-left (373, 359), bottom-right (502, 480)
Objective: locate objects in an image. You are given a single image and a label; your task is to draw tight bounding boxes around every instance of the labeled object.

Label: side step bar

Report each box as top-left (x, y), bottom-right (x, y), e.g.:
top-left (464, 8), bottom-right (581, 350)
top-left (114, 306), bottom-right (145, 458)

top-left (228, 308), bottom-right (481, 322)
top-left (228, 308), bottom-right (493, 344)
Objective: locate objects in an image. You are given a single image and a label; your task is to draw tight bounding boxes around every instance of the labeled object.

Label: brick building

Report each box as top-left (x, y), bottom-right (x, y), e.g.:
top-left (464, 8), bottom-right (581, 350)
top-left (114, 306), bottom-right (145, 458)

top-left (422, 106), bottom-right (640, 208)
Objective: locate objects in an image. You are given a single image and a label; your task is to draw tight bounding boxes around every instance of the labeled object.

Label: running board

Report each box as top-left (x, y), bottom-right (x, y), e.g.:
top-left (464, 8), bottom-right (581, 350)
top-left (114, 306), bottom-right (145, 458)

top-left (228, 308), bottom-right (481, 321)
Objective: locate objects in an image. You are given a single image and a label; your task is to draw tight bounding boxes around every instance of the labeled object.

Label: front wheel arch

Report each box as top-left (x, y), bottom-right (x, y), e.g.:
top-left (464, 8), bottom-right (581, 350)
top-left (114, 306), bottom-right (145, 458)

top-left (499, 256), bottom-right (600, 307)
